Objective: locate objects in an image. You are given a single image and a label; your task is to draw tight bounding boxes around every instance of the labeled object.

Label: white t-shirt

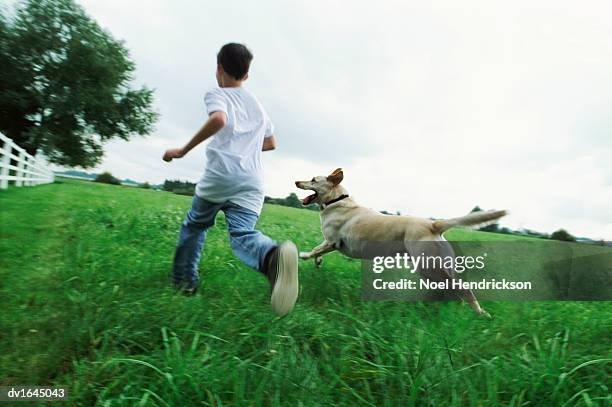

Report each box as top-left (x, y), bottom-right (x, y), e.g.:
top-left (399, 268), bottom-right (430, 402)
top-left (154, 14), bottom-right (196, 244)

top-left (195, 86), bottom-right (274, 214)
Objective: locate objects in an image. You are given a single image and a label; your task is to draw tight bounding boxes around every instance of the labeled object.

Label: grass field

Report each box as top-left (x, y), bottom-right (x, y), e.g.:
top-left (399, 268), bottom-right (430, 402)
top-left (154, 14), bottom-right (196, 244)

top-left (0, 179), bottom-right (610, 406)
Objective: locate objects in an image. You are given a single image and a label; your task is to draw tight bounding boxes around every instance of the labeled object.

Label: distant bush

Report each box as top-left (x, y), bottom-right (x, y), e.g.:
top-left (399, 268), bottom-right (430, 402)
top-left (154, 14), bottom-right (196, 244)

top-left (479, 223), bottom-right (500, 233)
top-left (550, 229), bottom-right (576, 242)
top-left (265, 193), bottom-right (318, 211)
top-left (140, 182), bottom-right (151, 189)
top-left (95, 172), bottom-right (121, 185)
top-left (163, 179), bottom-right (195, 196)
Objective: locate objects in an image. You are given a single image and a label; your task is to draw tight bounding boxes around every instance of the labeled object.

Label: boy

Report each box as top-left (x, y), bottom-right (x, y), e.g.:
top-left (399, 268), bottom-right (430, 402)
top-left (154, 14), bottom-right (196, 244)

top-left (163, 43), bottom-right (298, 316)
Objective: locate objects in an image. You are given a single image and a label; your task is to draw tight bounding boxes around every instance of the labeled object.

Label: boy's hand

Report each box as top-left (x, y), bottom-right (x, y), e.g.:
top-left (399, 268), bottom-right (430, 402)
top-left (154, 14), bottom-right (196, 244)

top-left (262, 135), bottom-right (276, 151)
top-left (163, 148), bottom-right (185, 162)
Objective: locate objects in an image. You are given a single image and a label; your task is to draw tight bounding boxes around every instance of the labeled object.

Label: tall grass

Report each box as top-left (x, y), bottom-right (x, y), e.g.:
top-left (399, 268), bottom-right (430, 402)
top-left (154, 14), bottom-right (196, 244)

top-left (0, 179), bottom-right (610, 406)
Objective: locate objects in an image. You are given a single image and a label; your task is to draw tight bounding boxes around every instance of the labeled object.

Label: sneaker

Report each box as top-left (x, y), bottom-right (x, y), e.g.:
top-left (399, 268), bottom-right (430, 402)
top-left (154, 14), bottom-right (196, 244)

top-left (264, 241), bottom-right (299, 316)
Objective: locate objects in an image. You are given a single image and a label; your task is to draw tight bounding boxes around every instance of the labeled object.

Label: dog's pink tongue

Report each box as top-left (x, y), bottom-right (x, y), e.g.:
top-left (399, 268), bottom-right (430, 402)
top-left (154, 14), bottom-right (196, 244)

top-left (302, 194), bottom-right (316, 205)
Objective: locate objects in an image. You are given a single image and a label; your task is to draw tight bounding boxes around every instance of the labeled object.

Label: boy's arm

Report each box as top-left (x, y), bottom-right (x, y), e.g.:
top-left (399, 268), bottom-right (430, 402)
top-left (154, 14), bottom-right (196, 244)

top-left (262, 135), bottom-right (276, 151)
top-left (163, 111), bottom-right (227, 162)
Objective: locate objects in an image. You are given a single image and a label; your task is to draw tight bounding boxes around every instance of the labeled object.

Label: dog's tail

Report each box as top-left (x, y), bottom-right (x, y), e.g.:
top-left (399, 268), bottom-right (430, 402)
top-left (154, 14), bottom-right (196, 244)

top-left (432, 209), bottom-right (508, 234)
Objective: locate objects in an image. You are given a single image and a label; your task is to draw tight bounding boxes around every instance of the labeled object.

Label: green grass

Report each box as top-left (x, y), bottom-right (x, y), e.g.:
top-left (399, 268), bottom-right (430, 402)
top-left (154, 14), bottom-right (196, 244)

top-left (0, 179), bottom-right (610, 406)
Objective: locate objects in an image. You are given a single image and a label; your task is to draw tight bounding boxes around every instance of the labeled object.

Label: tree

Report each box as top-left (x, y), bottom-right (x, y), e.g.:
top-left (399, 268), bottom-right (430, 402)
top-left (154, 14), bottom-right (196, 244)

top-left (163, 179), bottom-right (195, 196)
top-left (550, 229), bottom-right (576, 242)
top-left (94, 172), bottom-right (120, 185)
top-left (0, 0), bottom-right (157, 167)
top-left (284, 193), bottom-right (301, 208)
top-left (479, 223), bottom-right (499, 233)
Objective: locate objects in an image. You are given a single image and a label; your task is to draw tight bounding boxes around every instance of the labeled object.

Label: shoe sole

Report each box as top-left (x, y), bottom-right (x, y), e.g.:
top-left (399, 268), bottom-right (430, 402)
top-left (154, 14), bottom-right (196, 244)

top-left (270, 241), bottom-right (299, 316)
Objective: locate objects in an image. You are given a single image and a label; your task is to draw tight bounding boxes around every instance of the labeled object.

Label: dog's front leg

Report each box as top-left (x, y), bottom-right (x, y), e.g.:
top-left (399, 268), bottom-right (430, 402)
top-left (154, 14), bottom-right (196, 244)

top-left (300, 241), bottom-right (335, 264)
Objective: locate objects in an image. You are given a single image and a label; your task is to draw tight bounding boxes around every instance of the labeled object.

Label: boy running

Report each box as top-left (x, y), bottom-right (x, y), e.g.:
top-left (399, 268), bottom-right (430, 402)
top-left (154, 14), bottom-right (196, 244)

top-left (163, 43), bottom-right (298, 316)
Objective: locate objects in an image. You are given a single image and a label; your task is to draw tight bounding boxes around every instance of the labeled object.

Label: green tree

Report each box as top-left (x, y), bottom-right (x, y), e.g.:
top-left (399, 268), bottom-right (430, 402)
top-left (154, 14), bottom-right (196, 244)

top-left (550, 229), bottom-right (576, 242)
top-left (163, 179), bottom-right (195, 196)
top-left (0, 0), bottom-right (157, 167)
top-left (284, 193), bottom-right (302, 208)
top-left (480, 223), bottom-right (499, 233)
top-left (94, 172), bottom-right (120, 185)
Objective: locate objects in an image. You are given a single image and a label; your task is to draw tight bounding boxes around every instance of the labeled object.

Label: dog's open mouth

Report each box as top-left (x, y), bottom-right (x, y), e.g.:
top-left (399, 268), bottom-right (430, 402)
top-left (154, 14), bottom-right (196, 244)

top-left (302, 192), bottom-right (318, 205)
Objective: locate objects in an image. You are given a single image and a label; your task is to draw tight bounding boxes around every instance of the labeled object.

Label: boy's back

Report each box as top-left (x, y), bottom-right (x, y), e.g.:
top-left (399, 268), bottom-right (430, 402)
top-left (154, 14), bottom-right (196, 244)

top-left (196, 86), bottom-right (273, 214)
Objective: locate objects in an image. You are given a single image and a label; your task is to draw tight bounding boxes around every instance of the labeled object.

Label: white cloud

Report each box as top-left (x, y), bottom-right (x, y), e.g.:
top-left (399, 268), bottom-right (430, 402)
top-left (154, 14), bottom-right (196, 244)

top-left (73, 0), bottom-right (611, 239)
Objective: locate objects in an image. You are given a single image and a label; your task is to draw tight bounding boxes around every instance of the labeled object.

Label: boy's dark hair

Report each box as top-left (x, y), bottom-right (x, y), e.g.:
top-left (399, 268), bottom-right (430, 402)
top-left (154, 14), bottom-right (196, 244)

top-left (217, 43), bottom-right (253, 80)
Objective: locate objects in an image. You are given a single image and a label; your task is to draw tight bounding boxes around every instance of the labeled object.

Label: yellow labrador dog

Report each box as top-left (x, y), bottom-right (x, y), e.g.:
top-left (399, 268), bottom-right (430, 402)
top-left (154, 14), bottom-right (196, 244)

top-left (295, 168), bottom-right (507, 316)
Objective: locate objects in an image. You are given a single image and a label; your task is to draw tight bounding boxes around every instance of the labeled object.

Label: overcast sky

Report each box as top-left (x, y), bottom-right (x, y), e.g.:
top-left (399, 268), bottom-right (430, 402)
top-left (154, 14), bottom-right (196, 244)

top-left (71, 0), bottom-right (611, 240)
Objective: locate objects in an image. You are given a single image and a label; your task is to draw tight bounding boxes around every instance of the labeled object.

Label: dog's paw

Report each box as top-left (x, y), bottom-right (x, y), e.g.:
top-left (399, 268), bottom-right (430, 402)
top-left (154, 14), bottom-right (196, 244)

top-left (480, 310), bottom-right (492, 319)
top-left (315, 256), bottom-right (323, 268)
top-left (299, 252), bottom-right (311, 260)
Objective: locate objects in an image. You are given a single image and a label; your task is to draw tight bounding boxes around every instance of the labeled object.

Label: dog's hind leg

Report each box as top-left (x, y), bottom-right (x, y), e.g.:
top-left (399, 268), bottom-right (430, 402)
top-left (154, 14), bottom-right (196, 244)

top-left (461, 289), bottom-right (491, 318)
top-left (408, 238), bottom-right (491, 318)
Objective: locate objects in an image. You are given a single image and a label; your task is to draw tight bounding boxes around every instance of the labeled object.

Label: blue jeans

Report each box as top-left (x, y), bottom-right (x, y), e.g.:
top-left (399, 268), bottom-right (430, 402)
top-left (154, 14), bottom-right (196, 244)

top-left (172, 195), bottom-right (277, 286)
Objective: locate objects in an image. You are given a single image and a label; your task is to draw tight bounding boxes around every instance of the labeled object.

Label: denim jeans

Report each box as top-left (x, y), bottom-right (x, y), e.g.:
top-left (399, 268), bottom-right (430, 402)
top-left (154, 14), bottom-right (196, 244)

top-left (172, 195), bottom-right (277, 286)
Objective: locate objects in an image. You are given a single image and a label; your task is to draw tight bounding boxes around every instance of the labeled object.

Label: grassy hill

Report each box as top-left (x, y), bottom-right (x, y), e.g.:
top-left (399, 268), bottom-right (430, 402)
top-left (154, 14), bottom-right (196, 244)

top-left (0, 179), bottom-right (610, 406)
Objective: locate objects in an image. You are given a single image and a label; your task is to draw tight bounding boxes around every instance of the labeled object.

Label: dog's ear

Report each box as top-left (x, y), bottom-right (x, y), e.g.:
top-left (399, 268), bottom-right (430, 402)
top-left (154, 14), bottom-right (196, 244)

top-left (327, 168), bottom-right (344, 185)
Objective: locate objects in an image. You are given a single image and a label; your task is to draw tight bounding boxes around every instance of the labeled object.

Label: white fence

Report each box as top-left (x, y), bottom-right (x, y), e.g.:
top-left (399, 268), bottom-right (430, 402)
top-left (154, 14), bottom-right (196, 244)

top-left (0, 133), bottom-right (55, 189)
